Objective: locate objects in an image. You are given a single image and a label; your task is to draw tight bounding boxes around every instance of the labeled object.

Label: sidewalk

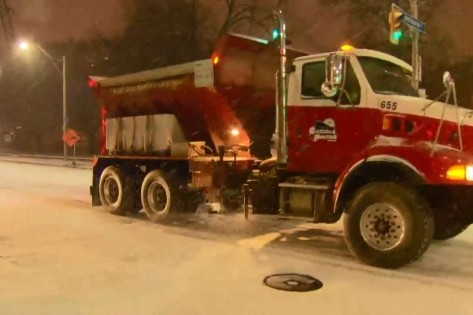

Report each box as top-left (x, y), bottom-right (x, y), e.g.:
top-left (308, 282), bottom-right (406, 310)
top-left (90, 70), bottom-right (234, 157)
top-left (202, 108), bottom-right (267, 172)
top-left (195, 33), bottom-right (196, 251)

top-left (0, 153), bottom-right (92, 169)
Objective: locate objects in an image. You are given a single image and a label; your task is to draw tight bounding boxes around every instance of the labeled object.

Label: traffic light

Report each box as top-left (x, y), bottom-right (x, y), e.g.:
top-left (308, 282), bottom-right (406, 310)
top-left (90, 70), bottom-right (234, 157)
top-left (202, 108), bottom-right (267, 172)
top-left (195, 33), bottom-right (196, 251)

top-left (272, 27), bottom-right (280, 40)
top-left (389, 6), bottom-right (404, 45)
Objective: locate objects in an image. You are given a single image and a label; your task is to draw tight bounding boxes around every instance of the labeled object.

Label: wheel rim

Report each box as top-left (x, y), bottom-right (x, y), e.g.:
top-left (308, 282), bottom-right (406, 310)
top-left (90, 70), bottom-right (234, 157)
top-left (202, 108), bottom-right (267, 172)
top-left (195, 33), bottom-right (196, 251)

top-left (147, 181), bottom-right (169, 215)
top-left (103, 177), bottom-right (120, 205)
top-left (360, 203), bottom-right (405, 251)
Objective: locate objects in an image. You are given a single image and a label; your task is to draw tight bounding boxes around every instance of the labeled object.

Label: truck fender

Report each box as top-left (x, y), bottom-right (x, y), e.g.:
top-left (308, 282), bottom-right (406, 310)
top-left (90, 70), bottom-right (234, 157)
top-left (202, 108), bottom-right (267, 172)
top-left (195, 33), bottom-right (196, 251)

top-left (333, 155), bottom-right (425, 215)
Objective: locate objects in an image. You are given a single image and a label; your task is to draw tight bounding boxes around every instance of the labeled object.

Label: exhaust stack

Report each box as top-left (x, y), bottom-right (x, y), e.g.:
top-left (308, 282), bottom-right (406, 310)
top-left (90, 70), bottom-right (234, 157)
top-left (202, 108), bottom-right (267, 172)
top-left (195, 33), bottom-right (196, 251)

top-left (273, 9), bottom-right (288, 164)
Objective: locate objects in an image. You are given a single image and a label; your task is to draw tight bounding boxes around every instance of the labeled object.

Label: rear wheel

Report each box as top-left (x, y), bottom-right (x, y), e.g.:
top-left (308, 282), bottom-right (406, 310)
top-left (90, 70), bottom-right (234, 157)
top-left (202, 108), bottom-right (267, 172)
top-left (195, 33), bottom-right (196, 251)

top-left (344, 182), bottom-right (434, 269)
top-left (99, 166), bottom-right (134, 215)
top-left (141, 170), bottom-right (177, 223)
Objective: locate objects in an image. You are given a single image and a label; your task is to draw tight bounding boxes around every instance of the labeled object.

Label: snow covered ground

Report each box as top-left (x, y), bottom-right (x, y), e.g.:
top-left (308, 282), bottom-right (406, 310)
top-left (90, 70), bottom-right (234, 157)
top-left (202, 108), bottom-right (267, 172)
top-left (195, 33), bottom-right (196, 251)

top-left (0, 160), bottom-right (473, 315)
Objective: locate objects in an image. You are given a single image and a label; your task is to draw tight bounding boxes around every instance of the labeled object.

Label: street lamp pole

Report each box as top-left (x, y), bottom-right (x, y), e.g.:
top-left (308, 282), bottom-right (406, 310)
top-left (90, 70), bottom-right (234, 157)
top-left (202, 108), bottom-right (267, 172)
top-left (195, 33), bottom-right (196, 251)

top-left (19, 41), bottom-right (68, 159)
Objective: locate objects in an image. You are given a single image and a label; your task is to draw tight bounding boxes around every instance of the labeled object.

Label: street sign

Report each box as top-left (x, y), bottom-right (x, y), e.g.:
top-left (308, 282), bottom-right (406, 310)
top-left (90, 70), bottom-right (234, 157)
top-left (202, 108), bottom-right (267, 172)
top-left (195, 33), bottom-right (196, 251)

top-left (392, 3), bottom-right (426, 33)
top-left (62, 129), bottom-right (80, 148)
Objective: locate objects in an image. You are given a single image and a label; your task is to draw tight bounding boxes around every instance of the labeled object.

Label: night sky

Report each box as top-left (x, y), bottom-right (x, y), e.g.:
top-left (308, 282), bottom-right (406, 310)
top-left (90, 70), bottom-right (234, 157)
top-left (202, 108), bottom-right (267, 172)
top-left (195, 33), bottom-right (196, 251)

top-left (10, 0), bottom-right (125, 45)
top-left (4, 0), bottom-right (473, 57)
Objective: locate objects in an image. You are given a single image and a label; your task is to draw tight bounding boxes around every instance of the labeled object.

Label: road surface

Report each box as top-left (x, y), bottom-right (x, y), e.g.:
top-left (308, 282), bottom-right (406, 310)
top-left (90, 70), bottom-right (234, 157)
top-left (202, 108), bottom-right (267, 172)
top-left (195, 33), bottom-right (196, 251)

top-left (1, 161), bottom-right (472, 315)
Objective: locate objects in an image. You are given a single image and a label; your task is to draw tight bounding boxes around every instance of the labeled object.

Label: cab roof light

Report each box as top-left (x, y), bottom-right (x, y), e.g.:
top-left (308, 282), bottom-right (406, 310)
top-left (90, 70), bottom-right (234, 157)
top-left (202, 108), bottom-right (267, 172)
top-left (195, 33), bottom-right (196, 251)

top-left (340, 44), bottom-right (355, 52)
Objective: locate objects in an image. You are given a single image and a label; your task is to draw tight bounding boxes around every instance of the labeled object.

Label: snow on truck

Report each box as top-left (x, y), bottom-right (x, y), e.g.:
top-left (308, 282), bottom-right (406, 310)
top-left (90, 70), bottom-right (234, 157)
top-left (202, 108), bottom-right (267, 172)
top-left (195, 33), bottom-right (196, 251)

top-left (89, 11), bottom-right (473, 268)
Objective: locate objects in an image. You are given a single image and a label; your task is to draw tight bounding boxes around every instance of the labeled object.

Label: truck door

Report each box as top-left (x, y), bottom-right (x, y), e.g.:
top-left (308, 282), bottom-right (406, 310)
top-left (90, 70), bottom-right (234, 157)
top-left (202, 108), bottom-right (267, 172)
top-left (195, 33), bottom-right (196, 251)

top-left (287, 57), bottom-right (378, 174)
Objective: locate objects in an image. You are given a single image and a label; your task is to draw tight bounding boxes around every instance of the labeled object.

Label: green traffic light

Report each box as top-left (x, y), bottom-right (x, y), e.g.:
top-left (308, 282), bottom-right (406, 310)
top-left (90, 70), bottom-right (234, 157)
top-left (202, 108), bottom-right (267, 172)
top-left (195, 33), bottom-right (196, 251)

top-left (272, 29), bottom-right (280, 40)
top-left (393, 30), bottom-right (403, 41)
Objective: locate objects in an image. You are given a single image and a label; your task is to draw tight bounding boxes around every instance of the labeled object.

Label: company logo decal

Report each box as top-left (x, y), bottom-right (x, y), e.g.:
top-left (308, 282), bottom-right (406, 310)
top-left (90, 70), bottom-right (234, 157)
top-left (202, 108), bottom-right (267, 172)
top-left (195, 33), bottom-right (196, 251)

top-left (309, 118), bottom-right (337, 142)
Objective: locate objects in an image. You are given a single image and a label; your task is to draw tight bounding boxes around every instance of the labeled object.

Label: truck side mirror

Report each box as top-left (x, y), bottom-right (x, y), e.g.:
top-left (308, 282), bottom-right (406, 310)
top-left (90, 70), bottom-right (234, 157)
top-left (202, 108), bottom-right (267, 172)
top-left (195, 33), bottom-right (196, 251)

top-left (321, 53), bottom-right (346, 98)
top-left (443, 71), bottom-right (454, 88)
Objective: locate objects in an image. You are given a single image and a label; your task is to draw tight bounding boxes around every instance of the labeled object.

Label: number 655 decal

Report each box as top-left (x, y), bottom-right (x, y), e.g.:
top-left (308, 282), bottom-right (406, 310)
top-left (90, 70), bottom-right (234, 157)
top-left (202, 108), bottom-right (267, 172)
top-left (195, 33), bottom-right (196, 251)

top-left (380, 101), bottom-right (397, 111)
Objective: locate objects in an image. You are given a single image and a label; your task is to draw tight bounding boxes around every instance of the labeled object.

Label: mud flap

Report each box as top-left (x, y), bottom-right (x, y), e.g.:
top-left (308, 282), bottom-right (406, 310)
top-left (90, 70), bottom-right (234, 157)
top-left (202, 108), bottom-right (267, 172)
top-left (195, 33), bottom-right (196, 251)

top-left (90, 185), bottom-right (101, 206)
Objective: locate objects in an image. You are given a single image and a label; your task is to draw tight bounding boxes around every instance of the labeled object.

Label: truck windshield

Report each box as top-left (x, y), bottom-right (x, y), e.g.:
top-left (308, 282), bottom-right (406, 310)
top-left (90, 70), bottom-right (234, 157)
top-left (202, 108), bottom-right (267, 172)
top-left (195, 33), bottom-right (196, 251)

top-left (358, 56), bottom-right (418, 97)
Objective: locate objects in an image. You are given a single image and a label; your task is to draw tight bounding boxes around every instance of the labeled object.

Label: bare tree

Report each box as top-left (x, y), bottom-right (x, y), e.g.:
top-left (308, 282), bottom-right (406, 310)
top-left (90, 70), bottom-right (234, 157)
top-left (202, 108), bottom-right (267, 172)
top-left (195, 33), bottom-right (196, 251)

top-left (0, 0), bottom-right (14, 46)
top-left (217, 0), bottom-right (277, 37)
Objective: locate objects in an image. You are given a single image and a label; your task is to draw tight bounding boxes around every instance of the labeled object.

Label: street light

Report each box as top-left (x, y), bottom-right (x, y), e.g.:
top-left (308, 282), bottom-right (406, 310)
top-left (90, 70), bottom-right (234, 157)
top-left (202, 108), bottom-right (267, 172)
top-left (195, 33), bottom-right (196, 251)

top-left (18, 41), bottom-right (29, 50)
top-left (18, 40), bottom-right (68, 159)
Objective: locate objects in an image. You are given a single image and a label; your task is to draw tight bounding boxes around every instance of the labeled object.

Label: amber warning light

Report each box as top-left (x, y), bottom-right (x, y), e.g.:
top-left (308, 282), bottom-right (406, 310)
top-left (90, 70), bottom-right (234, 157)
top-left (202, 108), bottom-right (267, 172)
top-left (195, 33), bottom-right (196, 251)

top-left (340, 44), bottom-right (355, 52)
top-left (446, 165), bottom-right (473, 181)
top-left (213, 56), bottom-right (220, 65)
top-left (230, 128), bottom-right (240, 136)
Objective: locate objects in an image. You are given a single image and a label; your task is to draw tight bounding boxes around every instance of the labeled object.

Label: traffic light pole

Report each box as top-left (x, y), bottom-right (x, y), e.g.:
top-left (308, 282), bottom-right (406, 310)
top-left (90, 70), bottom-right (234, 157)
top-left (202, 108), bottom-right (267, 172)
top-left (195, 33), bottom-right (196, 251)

top-left (410, 0), bottom-right (420, 90)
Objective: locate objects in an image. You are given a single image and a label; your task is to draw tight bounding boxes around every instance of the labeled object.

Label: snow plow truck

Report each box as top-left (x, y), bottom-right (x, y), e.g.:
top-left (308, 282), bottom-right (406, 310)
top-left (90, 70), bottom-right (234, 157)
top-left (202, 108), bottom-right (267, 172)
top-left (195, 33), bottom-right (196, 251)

top-left (90, 10), bottom-right (473, 268)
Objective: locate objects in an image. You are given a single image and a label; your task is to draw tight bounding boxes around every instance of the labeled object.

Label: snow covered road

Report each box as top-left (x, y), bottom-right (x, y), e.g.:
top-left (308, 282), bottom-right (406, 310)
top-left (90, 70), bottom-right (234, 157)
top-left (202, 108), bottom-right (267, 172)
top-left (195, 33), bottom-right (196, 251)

top-left (0, 161), bottom-right (472, 315)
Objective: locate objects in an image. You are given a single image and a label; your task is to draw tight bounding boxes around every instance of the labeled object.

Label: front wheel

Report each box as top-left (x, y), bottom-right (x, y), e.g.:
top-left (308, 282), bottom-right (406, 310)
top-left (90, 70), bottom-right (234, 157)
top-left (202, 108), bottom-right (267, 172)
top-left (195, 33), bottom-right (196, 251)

top-left (344, 182), bottom-right (434, 269)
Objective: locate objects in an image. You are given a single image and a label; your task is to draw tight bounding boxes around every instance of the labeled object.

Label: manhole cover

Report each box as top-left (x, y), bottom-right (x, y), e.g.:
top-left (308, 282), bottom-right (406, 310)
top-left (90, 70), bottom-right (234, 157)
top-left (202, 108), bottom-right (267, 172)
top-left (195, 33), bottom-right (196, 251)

top-left (263, 273), bottom-right (323, 292)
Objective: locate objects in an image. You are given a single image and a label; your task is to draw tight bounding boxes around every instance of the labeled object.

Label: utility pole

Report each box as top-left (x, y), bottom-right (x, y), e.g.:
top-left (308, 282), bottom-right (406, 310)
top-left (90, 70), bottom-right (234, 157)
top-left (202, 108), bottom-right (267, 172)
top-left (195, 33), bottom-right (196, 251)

top-left (410, 0), bottom-right (420, 90)
top-left (63, 56), bottom-right (67, 160)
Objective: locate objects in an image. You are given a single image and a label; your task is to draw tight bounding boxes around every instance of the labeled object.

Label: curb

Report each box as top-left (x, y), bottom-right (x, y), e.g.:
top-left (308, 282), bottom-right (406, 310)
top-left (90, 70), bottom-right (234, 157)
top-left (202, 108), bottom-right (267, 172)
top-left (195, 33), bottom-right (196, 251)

top-left (0, 155), bottom-right (92, 169)
top-left (0, 152), bottom-right (93, 161)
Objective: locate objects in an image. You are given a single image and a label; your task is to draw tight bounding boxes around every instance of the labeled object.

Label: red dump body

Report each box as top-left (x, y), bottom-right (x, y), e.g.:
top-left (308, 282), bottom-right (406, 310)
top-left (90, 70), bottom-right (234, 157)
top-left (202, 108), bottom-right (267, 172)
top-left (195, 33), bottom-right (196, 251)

top-left (91, 34), bottom-right (305, 158)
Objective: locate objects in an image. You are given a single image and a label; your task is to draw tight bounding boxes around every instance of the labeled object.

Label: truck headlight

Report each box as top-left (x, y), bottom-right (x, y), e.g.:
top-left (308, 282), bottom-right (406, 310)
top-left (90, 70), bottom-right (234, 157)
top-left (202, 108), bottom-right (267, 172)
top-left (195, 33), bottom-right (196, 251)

top-left (446, 165), bottom-right (473, 181)
top-left (467, 165), bottom-right (473, 181)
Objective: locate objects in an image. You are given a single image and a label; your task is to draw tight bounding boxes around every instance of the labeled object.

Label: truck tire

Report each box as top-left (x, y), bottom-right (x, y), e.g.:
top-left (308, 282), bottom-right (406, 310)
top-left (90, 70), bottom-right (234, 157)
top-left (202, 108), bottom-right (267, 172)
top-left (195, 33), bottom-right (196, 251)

top-left (141, 170), bottom-right (177, 223)
top-left (99, 166), bottom-right (134, 215)
top-left (344, 182), bottom-right (434, 269)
